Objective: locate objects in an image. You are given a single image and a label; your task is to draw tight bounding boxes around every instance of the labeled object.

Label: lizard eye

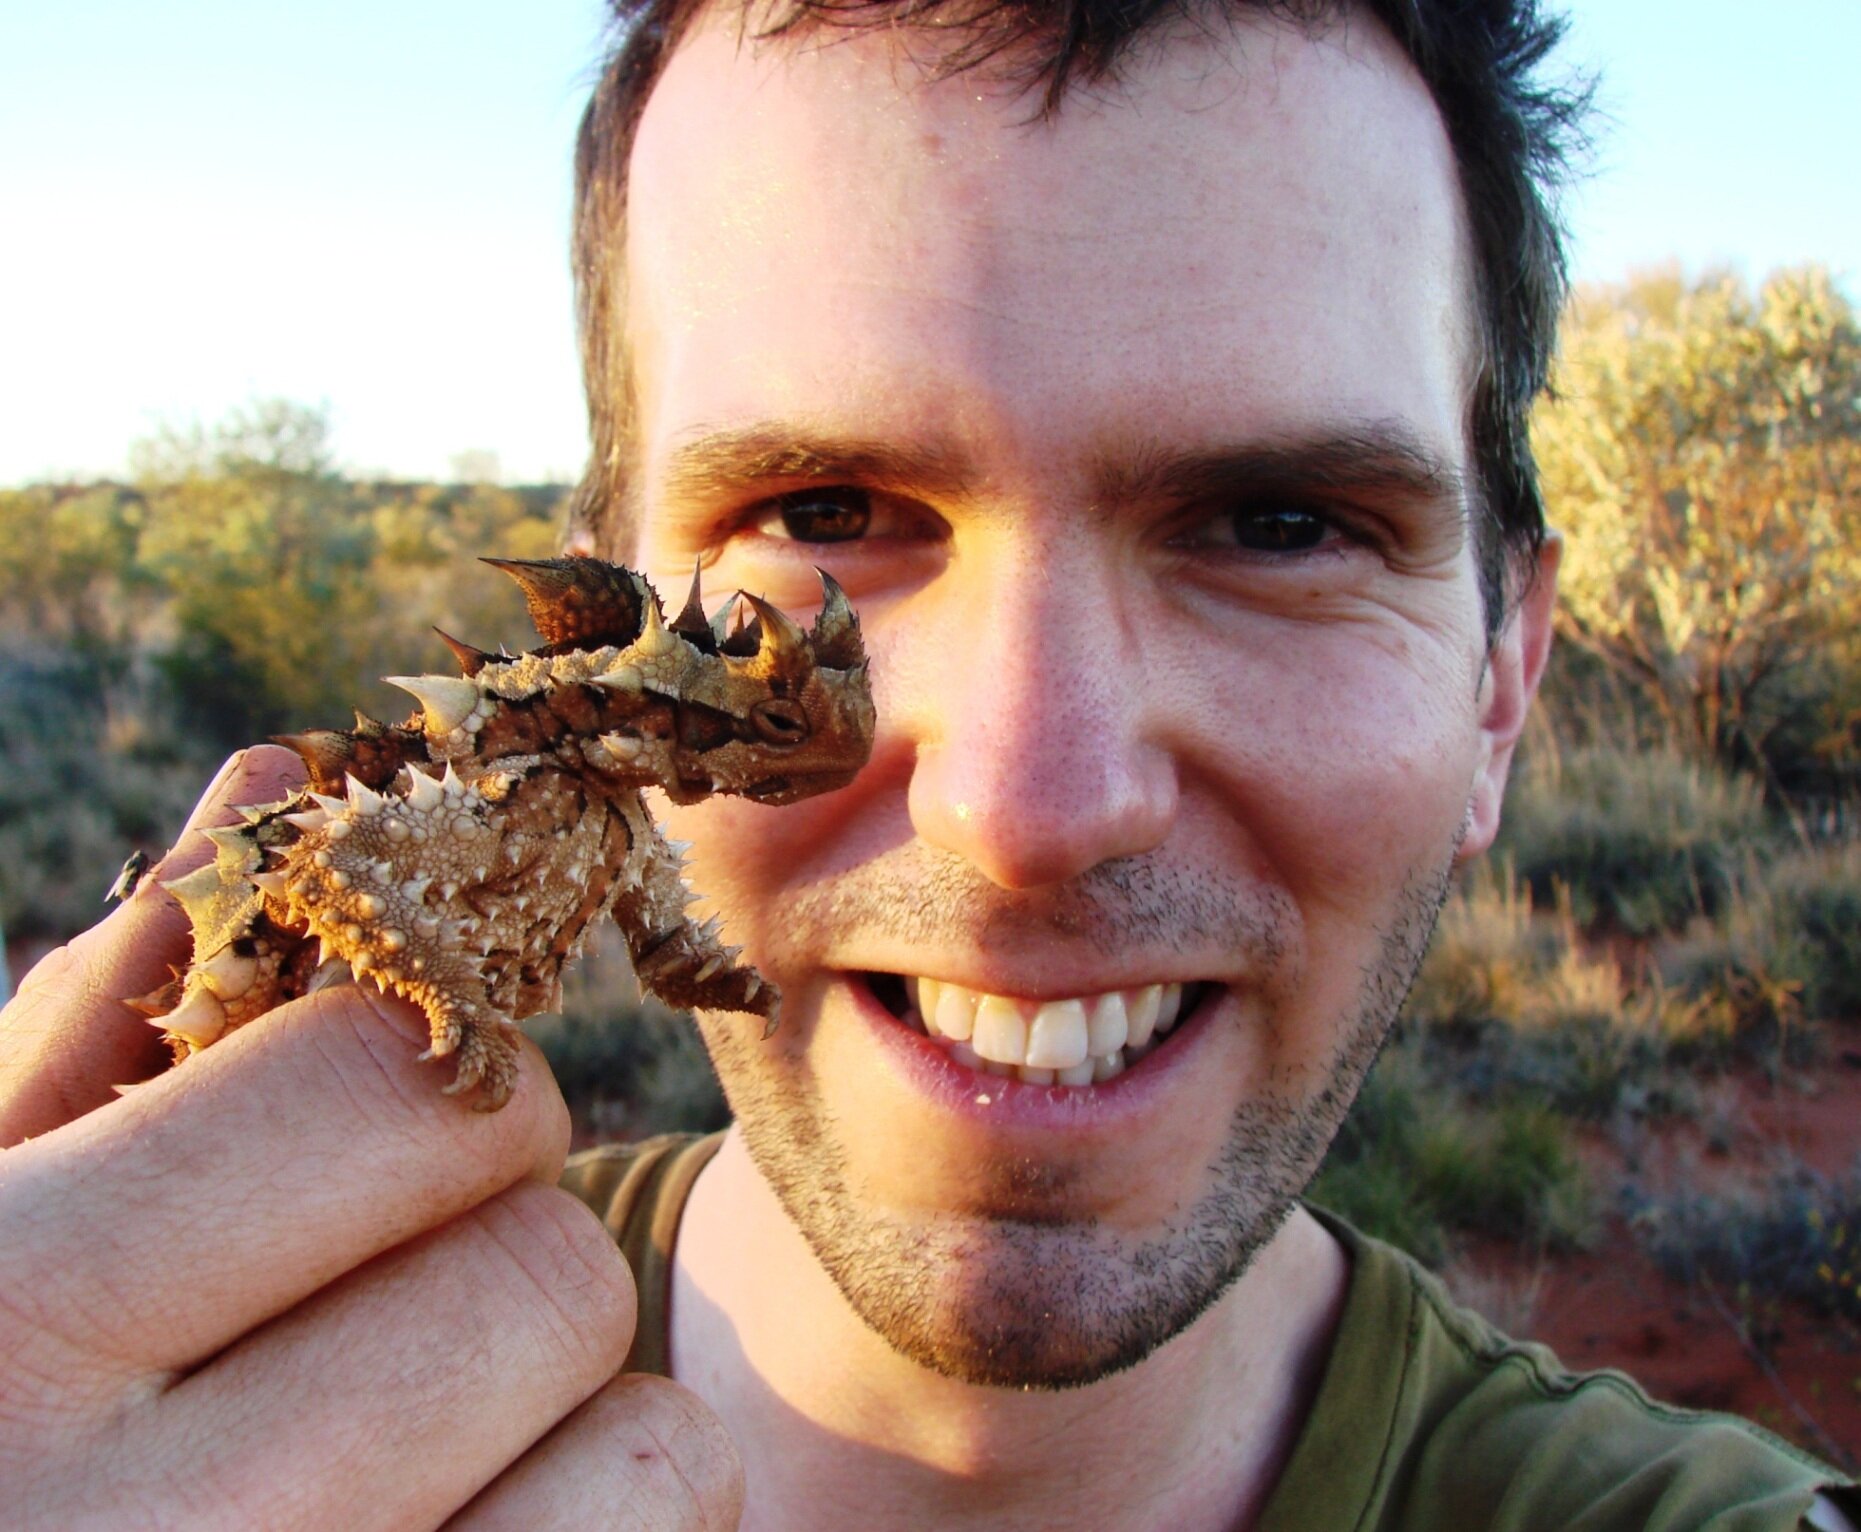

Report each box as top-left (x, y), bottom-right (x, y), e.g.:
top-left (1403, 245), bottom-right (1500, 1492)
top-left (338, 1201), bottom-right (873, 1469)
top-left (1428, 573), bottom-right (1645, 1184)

top-left (750, 699), bottom-right (811, 745)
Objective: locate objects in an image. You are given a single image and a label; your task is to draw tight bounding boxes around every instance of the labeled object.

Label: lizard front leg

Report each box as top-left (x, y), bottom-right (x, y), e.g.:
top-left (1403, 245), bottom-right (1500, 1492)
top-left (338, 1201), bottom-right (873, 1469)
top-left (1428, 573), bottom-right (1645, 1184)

top-left (611, 798), bottom-right (779, 1030)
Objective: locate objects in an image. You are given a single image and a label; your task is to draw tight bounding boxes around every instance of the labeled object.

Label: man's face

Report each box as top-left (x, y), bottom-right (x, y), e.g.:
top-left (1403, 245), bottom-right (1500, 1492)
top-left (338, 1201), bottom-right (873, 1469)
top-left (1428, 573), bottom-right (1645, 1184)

top-left (615, 9), bottom-right (1545, 1385)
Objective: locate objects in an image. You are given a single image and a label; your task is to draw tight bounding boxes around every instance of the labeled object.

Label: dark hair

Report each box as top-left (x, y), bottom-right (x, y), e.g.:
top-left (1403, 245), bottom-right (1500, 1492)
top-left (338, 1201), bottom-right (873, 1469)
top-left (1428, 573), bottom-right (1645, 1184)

top-left (568, 0), bottom-right (1589, 638)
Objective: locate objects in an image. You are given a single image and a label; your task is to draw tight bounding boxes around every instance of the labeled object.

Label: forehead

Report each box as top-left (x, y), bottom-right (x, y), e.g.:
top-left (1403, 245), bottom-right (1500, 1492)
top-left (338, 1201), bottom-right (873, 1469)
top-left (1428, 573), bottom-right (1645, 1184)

top-left (623, 8), bottom-right (1475, 481)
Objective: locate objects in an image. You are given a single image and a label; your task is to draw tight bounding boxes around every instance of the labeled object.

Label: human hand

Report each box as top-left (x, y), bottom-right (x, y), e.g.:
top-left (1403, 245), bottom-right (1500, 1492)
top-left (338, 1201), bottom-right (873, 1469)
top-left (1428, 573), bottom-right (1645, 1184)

top-left (0, 747), bottom-right (743, 1530)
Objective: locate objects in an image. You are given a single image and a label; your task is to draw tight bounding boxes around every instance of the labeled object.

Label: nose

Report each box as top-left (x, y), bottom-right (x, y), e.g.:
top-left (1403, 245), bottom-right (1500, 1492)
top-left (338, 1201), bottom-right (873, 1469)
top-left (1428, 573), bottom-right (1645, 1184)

top-left (891, 536), bottom-right (1177, 890)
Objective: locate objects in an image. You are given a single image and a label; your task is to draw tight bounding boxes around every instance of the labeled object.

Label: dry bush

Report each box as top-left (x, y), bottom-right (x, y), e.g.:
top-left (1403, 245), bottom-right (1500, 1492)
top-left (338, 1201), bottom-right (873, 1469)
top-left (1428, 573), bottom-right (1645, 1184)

top-left (1496, 743), bottom-right (1770, 935)
top-left (1632, 1158), bottom-right (1861, 1326)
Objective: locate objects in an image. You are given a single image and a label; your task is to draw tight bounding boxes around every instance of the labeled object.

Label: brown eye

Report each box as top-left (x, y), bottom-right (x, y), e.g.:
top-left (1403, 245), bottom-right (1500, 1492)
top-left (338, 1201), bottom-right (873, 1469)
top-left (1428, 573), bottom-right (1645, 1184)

top-left (775, 488), bottom-right (870, 542)
top-left (751, 698), bottom-right (811, 745)
top-left (1231, 507), bottom-right (1328, 551)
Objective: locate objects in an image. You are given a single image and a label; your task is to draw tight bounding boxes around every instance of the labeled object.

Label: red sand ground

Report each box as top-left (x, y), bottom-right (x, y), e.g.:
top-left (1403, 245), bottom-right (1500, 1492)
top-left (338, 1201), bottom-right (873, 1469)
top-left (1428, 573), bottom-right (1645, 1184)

top-left (1455, 1025), bottom-right (1861, 1472)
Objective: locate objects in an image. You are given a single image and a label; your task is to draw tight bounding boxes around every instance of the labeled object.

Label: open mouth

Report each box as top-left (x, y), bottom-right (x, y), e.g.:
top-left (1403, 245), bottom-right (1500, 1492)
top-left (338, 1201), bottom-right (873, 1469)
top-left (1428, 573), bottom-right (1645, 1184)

top-left (864, 973), bottom-right (1215, 1089)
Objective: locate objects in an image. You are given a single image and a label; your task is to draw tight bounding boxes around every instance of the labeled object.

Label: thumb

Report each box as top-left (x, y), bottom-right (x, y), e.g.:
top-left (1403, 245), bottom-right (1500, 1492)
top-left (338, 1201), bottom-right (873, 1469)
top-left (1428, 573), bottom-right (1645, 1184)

top-left (0, 745), bottom-right (306, 1144)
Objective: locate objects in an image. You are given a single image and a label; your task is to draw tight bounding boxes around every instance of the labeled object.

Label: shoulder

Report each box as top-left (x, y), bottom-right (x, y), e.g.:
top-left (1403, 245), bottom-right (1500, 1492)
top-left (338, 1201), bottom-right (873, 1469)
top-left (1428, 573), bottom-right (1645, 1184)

top-left (559, 1130), bottom-right (722, 1232)
top-left (559, 1131), bottom-right (725, 1376)
top-left (1271, 1208), bottom-right (1855, 1532)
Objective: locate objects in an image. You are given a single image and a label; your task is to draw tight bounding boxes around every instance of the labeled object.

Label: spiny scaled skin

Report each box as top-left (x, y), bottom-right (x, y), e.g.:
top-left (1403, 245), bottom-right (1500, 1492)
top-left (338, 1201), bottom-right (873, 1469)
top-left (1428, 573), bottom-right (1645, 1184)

top-left (142, 558), bottom-right (875, 1110)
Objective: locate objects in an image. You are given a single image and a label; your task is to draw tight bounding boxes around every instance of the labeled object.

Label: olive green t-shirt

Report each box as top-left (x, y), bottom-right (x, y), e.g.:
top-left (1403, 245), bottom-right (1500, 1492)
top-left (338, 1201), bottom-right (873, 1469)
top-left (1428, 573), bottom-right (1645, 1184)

top-left (562, 1134), bottom-right (1857, 1530)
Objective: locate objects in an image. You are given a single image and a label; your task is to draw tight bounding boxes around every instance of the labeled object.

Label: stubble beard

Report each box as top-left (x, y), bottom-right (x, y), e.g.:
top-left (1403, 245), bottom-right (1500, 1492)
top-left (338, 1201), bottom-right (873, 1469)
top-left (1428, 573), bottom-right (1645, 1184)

top-left (700, 847), bottom-right (1458, 1390)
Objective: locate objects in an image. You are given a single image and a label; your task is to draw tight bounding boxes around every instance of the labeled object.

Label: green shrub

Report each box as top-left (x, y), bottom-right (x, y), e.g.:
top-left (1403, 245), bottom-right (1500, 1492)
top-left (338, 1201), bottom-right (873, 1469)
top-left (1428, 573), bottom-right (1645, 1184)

top-left (1496, 744), bottom-right (1770, 935)
top-left (1312, 1042), bottom-right (1592, 1265)
top-left (1767, 842), bottom-right (1861, 1024)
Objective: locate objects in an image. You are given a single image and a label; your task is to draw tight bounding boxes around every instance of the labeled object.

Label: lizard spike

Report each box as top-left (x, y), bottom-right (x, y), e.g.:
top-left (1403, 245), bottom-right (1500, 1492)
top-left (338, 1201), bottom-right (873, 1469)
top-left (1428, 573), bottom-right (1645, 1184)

top-left (201, 825), bottom-right (251, 857)
top-left (433, 627), bottom-right (494, 677)
top-left (345, 774), bottom-right (388, 815)
top-left (274, 727), bottom-right (357, 784)
top-left (283, 808), bottom-right (330, 833)
top-left (163, 863), bottom-right (229, 925)
top-left (160, 987), bottom-right (228, 1048)
top-left (249, 871), bottom-right (290, 898)
top-left (635, 593), bottom-right (680, 658)
top-left (384, 674), bottom-right (479, 735)
top-left (481, 555), bottom-right (651, 649)
top-left (353, 710), bottom-right (389, 738)
top-left (747, 592), bottom-right (808, 654)
top-left (720, 600), bottom-right (762, 658)
top-left (809, 568), bottom-right (866, 669)
top-left (309, 792), bottom-right (347, 816)
top-left (125, 976), bottom-right (180, 1018)
top-left (591, 662), bottom-right (644, 693)
top-left (670, 561), bottom-right (711, 638)
top-left (403, 765), bottom-right (445, 812)
top-left (708, 592), bottom-right (740, 649)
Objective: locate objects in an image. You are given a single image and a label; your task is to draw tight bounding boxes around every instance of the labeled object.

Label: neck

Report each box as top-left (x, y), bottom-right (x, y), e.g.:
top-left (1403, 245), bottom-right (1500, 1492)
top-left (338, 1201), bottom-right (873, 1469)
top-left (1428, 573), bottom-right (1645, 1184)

top-left (670, 1129), bottom-right (1349, 1532)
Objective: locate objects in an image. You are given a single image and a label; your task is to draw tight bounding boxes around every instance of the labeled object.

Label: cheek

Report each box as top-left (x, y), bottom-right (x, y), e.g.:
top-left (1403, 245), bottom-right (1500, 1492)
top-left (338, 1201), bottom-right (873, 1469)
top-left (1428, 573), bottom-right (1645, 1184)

top-left (1197, 643), bottom-right (1481, 907)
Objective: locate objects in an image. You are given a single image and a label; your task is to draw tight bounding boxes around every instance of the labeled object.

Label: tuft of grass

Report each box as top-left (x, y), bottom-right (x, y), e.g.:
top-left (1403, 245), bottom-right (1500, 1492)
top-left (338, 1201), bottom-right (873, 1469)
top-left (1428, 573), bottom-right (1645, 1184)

top-left (1312, 1044), bottom-right (1593, 1266)
top-left (1497, 744), bottom-right (1770, 936)
top-left (1653, 841), bottom-right (1861, 1068)
top-left (1765, 842), bottom-right (1861, 1025)
top-left (1402, 865), bottom-right (1681, 1121)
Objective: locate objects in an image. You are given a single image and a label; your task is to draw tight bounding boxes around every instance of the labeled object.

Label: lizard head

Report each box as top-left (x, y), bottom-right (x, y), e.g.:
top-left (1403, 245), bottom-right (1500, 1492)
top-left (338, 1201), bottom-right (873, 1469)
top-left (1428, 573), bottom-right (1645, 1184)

top-left (278, 557), bottom-right (875, 809)
top-left (650, 569), bottom-right (875, 806)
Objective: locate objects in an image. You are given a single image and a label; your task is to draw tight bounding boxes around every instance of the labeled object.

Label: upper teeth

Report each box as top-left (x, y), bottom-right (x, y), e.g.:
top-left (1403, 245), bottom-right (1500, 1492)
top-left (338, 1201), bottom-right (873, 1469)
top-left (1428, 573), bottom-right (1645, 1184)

top-left (905, 979), bottom-right (1187, 1087)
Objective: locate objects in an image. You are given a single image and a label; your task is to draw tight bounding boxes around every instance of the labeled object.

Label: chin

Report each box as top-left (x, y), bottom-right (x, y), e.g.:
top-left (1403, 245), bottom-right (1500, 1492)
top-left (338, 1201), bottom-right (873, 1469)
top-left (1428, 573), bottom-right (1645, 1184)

top-left (704, 1003), bottom-right (1366, 1390)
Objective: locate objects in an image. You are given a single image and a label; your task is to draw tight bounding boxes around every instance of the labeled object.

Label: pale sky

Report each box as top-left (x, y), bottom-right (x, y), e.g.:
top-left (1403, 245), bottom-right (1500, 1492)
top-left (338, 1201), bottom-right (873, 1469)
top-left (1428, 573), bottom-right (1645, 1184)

top-left (1, 1), bottom-right (1855, 487)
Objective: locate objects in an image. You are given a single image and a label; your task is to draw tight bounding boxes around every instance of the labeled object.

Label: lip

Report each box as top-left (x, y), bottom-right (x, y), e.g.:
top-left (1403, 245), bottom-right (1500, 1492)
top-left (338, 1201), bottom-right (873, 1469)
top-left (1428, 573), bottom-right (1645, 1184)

top-left (845, 971), bottom-right (1227, 1130)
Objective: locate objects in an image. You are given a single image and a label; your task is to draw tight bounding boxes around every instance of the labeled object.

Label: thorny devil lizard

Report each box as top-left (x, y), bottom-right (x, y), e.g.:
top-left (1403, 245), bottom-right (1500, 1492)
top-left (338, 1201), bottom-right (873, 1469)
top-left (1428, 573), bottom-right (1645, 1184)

top-left (133, 557), bottom-right (875, 1110)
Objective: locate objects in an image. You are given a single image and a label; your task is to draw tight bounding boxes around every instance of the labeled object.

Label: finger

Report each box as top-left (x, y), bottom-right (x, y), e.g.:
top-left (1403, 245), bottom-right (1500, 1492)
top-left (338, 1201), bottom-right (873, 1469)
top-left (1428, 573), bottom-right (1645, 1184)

top-left (449, 1374), bottom-right (744, 1532)
top-left (90, 1184), bottom-right (639, 1532)
top-left (0, 983), bottom-right (571, 1387)
top-left (0, 744), bottom-right (306, 1144)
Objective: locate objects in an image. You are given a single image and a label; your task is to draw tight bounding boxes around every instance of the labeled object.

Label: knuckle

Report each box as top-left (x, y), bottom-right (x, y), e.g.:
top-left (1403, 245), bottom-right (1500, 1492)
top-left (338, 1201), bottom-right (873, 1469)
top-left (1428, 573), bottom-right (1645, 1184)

top-left (470, 1183), bottom-right (637, 1381)
top-left (2, 938), bottom-right (116, 1037)
top-left (594, 1375), bottom-right (745, 1531)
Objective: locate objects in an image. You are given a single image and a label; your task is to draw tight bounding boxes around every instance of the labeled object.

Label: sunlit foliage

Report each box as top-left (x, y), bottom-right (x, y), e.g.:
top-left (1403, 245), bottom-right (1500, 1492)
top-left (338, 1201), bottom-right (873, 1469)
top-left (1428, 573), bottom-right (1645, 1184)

top-left (1535, 265), bottom-right (1861, 789)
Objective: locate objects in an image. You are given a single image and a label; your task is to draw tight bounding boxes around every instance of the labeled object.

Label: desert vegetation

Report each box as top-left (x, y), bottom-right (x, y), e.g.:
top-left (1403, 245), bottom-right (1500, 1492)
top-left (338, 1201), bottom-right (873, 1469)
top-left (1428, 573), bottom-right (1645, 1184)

top-left (2, 264), bottom-right (1858, 1453)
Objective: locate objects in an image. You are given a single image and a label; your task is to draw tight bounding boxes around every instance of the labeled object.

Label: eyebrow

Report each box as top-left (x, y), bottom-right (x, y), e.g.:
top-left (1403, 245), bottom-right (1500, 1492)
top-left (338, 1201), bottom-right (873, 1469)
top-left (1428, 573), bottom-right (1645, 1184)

top-left (1091, 423), bottom-right (1468, 515)
top-left (658, 418), bottom-right (1467, 518)
top-left (659, 425), bottom-right (979, 504)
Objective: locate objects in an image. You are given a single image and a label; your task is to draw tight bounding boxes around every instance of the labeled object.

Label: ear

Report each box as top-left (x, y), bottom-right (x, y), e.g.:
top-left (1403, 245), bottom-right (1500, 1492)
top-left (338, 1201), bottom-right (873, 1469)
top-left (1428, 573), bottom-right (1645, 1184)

top-left (1457, 530), bottom-right (1560, 863)
top-left (561, 506), bottom-right (599, 558)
